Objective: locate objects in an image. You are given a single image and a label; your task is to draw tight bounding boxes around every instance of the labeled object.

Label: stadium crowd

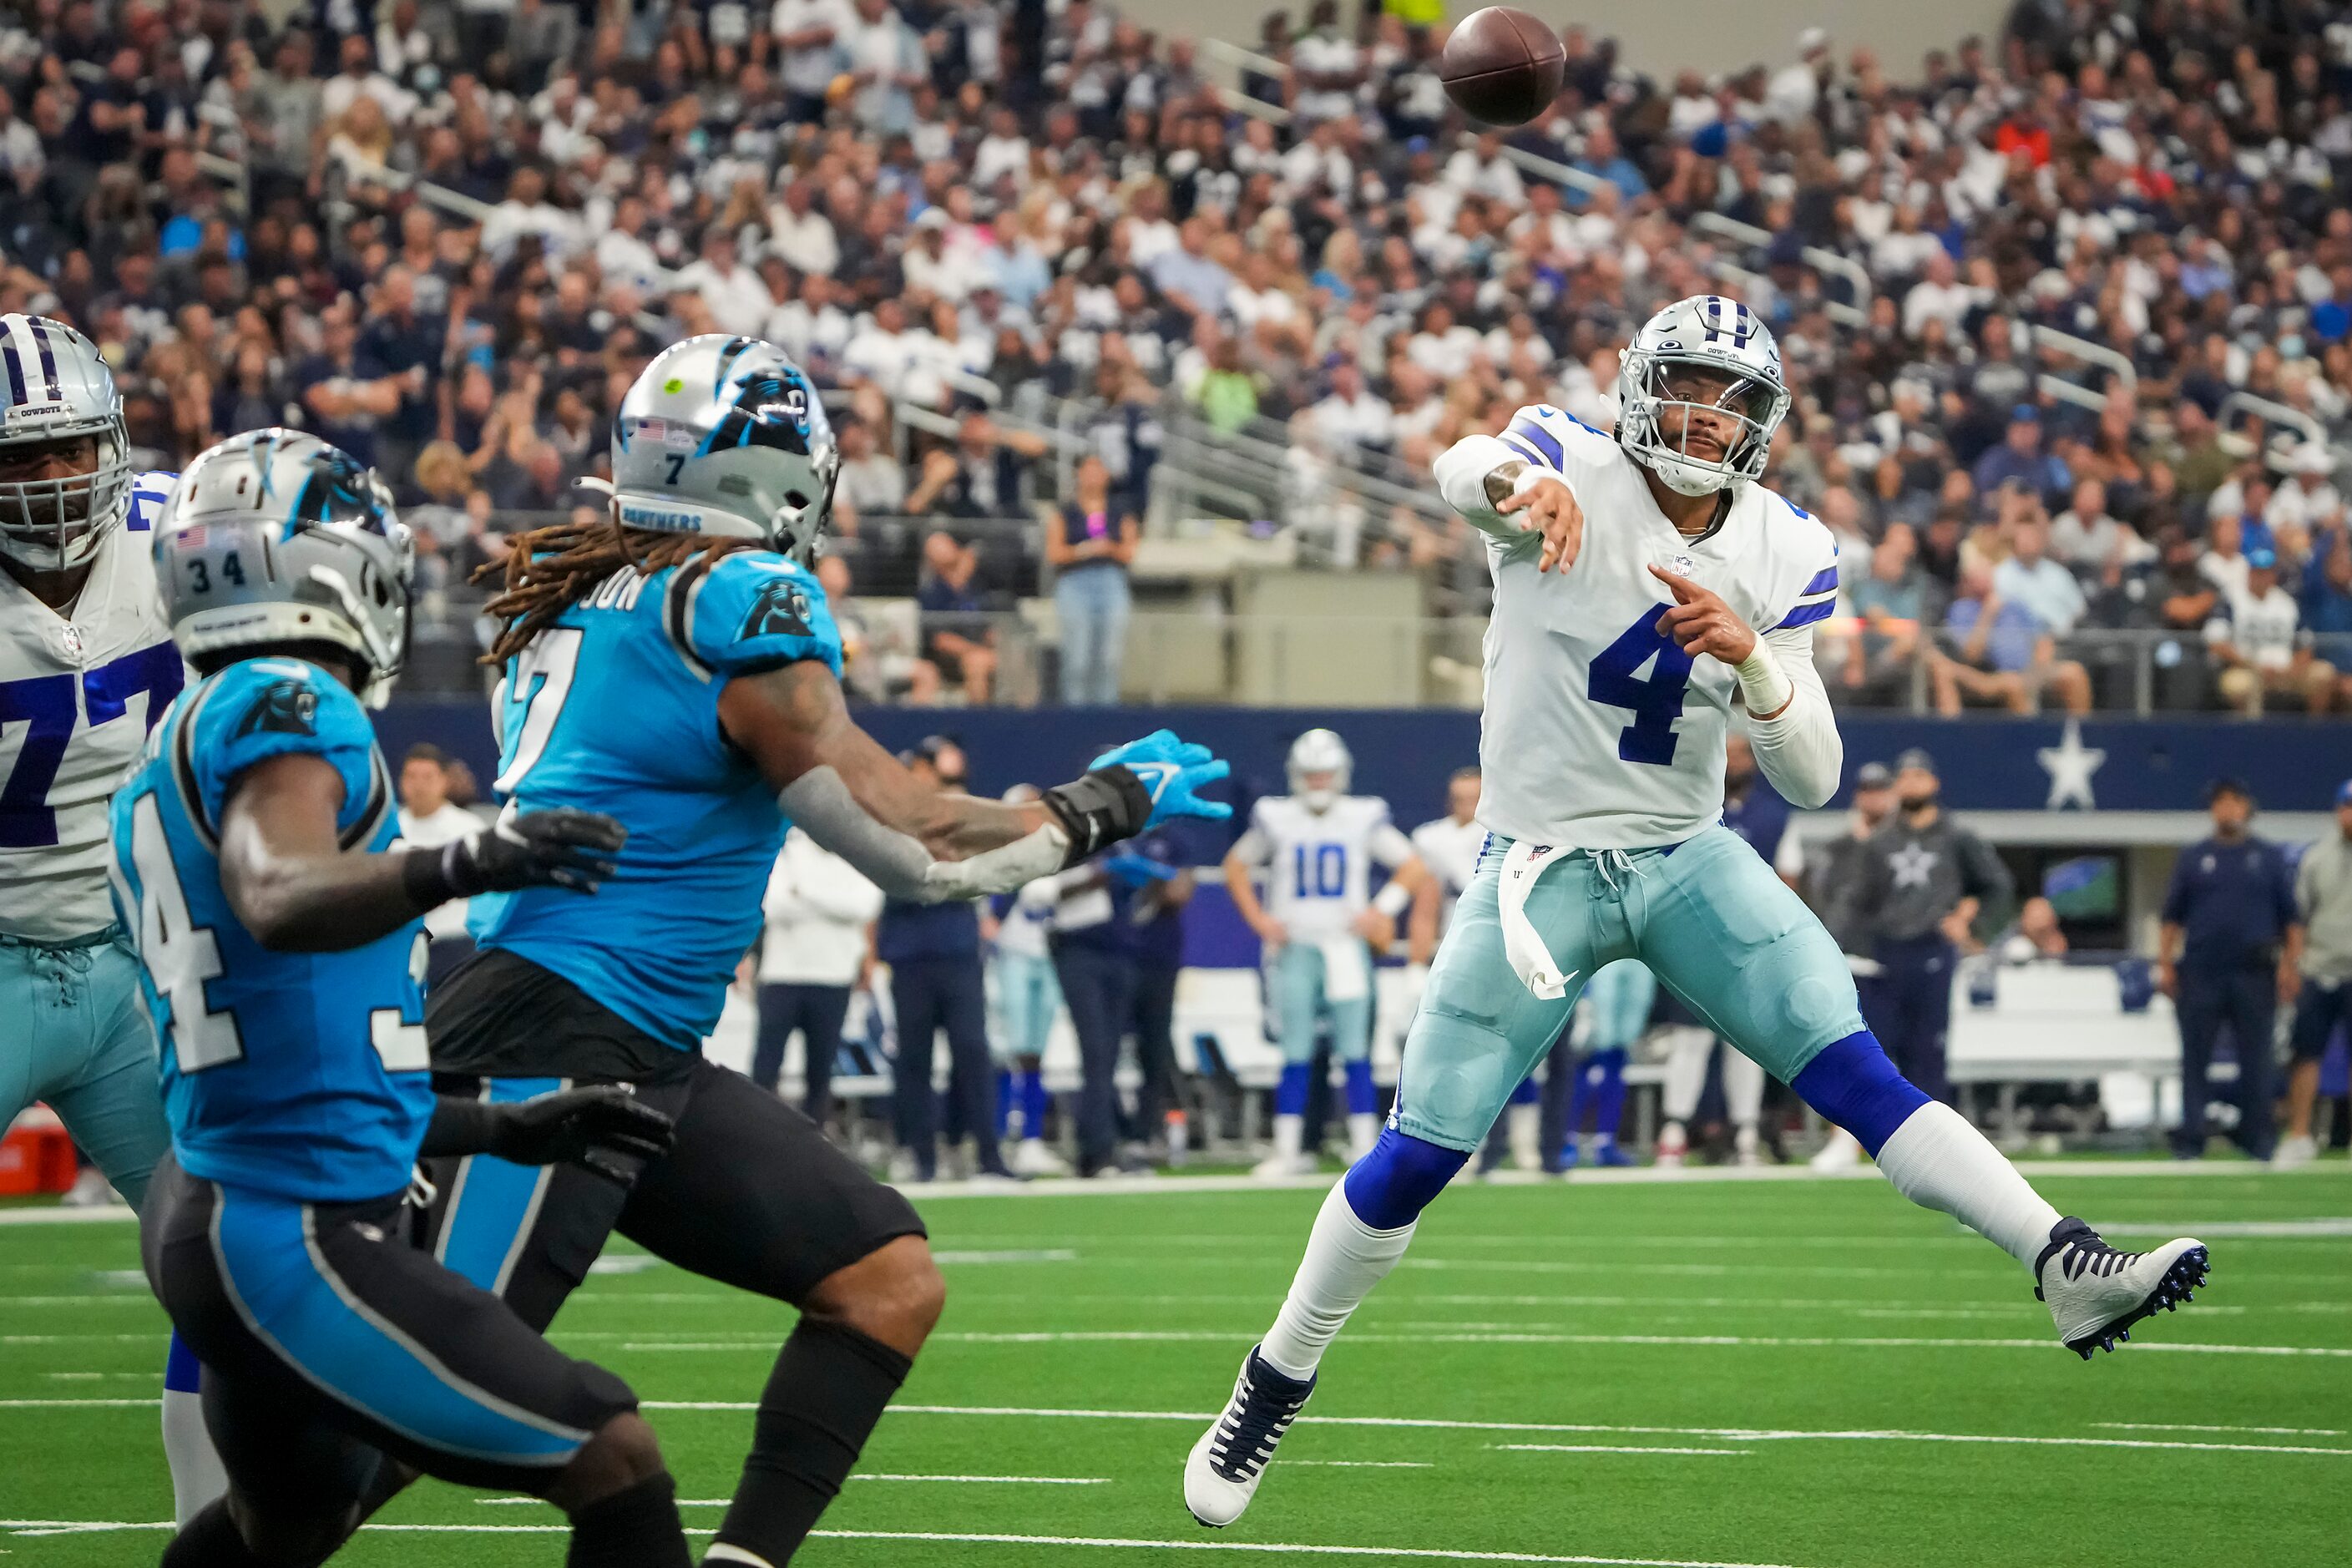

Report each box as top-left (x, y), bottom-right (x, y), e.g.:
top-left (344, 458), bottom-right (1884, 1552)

top-left (6, 0), bottom-right (2352, 709)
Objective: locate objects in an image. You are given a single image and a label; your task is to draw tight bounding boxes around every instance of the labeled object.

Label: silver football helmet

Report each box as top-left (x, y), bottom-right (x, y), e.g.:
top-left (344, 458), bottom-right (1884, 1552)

top-left (154, 430), bottom-right (414, 708)
top-left (0, 314), bottom-right (134, 571)
top-left (1286, 728), bottom-right (1353, 811)
top-left (610, 334), bottom-right (840, 561)
top-left (1615, 295), bottom-right (1791, 497)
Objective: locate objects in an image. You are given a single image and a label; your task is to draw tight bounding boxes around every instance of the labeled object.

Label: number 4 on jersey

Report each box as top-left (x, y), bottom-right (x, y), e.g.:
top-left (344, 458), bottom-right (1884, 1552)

top-left (1588, 609), bottom-right (1692, 766)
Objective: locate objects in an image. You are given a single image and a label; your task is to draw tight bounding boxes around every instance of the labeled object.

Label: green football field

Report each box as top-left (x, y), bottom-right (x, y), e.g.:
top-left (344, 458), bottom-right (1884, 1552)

top-left (3, 1164), bottom-right (2348, 1567)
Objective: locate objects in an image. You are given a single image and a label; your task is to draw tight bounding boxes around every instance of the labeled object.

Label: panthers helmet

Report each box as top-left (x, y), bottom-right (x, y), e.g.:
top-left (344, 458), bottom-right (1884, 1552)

top-left (1286, 728), bottom-right (1353, 811)
top-left (0, 314), bottom-right (134, 572)
top-left (1615, 296), bottom-right (1791, 497)
top-left (154, 430), bottom-right (414, 708)
top-left (610, 334), bottom-right (840, 560)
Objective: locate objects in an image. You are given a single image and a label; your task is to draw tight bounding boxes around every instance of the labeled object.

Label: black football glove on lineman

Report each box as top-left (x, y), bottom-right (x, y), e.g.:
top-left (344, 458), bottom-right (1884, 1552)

top-left (402, 806), bottom-right (629, 908)
top-left (422, 1085), bottom-right (675, 1186)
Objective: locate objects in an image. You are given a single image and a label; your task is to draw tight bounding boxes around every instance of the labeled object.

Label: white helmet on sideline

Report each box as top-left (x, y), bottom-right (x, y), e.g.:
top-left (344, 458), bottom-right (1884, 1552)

top-left (1286, 729), bottom-right (1352, 811)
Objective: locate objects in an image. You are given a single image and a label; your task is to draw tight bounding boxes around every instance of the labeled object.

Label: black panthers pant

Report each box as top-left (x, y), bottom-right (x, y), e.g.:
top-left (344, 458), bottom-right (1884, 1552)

top-left (424, 948), bottom-right (925, 1331)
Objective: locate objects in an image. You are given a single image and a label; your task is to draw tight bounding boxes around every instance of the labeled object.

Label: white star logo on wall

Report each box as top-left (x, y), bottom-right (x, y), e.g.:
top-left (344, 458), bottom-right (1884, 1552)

top-left (2036, 719), bottom-right (2107, 811)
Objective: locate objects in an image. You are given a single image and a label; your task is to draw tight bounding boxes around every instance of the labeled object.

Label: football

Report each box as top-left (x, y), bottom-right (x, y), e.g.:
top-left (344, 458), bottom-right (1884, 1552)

top-left (1438, 6), bottom-right (1567, 127)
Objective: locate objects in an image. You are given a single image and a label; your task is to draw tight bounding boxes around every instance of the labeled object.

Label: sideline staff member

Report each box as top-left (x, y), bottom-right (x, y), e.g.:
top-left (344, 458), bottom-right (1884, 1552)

top-left (2279, 780), bottom-right (2352, 1167)
top-left (2157, 778), bottom-right (2301, 1161)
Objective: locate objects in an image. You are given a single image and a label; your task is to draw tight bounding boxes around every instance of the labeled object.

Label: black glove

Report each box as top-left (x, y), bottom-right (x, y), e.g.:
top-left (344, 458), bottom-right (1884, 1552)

top-left (488, 1085), bottom-right (675, 1186)
top-left (403, 808), bottom-right (628, 908)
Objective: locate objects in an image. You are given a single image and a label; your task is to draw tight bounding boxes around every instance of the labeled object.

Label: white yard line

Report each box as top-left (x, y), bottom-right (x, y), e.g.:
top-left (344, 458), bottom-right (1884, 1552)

top-left (2094, 1422), bottom-right (2347, 1437)
top-left (0, 1521), bottom-right (1818, 1566)
top-left (615, 1329), bottom-right (2352, 1358)
top-left (1490, 1445), bottom-right (1750, 1457)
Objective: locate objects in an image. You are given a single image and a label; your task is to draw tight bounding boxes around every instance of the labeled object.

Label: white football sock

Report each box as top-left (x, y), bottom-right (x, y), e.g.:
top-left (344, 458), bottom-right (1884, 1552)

top-left (1874, 1102), bottom-right (2062, 1269)
top-left (1661, 1028), bottom-right (1711, 1122)
top-left (1346, 1113), bottom-right (1380, 1161)
top-left (1271, 1113), bottom-right (1303, 1161)
top-left (1259, 1180), bottom-right (1414, 1380)
top-left (1723, 1047), bottom-right (1764, 1125)
top-left (163, 1388), bottom-right (227, 1525)
top-left (1505, 1103), bottom-right (1540, 1170)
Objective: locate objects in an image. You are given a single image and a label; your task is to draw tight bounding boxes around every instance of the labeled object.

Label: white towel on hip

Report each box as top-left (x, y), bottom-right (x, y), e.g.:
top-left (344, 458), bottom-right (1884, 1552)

top-left (1497, 839), bottom-right (1577, 999)
top-left (1317, 937), bottom-right (1371, 1003)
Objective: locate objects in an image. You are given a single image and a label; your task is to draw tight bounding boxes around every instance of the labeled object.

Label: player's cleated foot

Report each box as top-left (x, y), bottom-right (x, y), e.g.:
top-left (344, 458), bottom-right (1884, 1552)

top-left (1185, 1346), bottom-right (1315, 1528)
top-left (1555, 1140), bottom-right (1581, 1171)
top-left (1809, 1128), bottom-right (1862, 1171)
top-left (2271, 1134), bottom-right (2318, 1170)
top-left (60, 1166), bottom-right (123, 1207)
top-left (2034, 1217), bottom-right (2208, 1358)
top-left (1652, 1121), bottom-right (1688, 1169)
top-left (1251, 1151), bottom-right (1318, 1180)
top-left (1732, 1125), bottom-right (1763, 1166)
top-left (1012, 1138), bottom-right (1071, 1177)
top-left (1591, 1141), bottom-right (1636, 1168)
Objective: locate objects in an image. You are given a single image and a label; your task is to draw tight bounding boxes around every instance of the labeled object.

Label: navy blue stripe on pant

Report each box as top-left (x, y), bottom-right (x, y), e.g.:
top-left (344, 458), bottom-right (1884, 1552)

top-left (1863, 934), bottom-right (1956, 1105)
top-left (891, 958), bottom-right (998, 1176)
top-left (2174, 963), bottom-right (2277, 1158)
top-left (755, 981), bottom-right (853, 1124)
top-left (1053, 943), bottom-right (1134, 1175)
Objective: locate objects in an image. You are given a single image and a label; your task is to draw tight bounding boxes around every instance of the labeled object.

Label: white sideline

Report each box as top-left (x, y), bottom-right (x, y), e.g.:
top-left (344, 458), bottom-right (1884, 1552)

top-left (13, 1396), bottom-right (2345, 1458)
top-left (0, 1155), bottom-right (2329, 1224)
top-left (613, 1328), bottom-right (2352, 1358)
top-left (0, 1521), bottom-right (1815, 1566)
top-left (1490, 1445), bottom-right (1750, 1456)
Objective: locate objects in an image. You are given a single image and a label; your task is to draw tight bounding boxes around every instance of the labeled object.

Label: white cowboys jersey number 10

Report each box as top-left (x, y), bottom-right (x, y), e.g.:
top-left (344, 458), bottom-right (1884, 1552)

top-left (0, 473), bottom-right (185, 942)
top-left (1469, 407), bottom-right (1838, 852)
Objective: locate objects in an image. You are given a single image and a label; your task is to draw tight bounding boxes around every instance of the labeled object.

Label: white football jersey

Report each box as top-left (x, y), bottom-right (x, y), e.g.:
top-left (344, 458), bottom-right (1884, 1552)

top-left (1411, 812), bottom-right (1486, 935)
top-left (1232, 794), bottom-right (1415, 942)
top-left (1457, 407), bottom-right (1838, 850)
top-left (0, 473), bottom-right (185, 941)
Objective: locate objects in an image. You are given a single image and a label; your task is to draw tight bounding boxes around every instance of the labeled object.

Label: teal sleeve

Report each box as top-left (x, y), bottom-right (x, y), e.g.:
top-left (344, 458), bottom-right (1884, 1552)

top-left (189, 659), bottom-right (381, 834)
top-left (675, 551), bottom-right (843, 678)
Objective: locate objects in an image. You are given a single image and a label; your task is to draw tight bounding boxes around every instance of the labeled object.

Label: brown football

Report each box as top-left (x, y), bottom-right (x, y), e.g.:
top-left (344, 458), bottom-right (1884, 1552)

top-left (1438, 7), bottom-right (1566, 127)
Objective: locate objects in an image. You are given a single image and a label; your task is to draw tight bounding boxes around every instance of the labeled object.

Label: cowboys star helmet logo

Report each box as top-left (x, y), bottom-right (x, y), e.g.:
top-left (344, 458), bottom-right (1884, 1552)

top-left (235, 679), bottom-right (320, 737)
top-left (737, 576), bottom-right (816, 641)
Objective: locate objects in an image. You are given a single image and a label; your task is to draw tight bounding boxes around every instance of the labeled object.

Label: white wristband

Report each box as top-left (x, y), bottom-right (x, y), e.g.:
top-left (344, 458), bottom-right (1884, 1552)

top-left (1733, 639), bottom-right (1795, 719)
top-left (1373, 879), bottom-right (1413, 918)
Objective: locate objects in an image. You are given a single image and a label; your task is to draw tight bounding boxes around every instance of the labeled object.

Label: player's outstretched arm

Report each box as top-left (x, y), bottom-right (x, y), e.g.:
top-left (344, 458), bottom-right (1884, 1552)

top-left (717, 662), bottom-right (1228, 903)
top-left (219, 754), bottom-right (626, 953)
top-left (1434, 436), bottom-right (1585, 572)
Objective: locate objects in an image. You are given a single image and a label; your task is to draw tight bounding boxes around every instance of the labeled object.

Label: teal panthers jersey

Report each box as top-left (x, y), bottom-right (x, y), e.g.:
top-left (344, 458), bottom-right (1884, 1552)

top-left (468, 549), bottom-right (842, 1049)
top-left (109, 658), bottom-right (430, 1202)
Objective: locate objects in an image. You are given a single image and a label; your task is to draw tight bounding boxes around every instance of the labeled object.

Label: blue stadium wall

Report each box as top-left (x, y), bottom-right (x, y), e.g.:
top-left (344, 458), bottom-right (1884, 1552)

top-left (378, 701), bottom-right (2351, 855)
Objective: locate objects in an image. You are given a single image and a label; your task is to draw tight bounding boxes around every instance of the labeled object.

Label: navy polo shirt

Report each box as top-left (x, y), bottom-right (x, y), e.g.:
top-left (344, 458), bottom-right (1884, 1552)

top-left (874, 897), bottom-right (981, 964)
top-left (2162, 835), bottom-right (2298, 972)
top-left (1721, 781), bottom-right (1791, 862)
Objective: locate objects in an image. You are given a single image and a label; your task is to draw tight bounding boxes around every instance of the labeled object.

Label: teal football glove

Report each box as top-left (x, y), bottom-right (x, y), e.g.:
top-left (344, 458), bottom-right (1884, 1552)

top-left (1090, 730), bottom-right (1233, 828)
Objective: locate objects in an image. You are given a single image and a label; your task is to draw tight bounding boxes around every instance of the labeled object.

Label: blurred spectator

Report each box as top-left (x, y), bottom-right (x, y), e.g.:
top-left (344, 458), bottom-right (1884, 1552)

top-left (913, 529), bottom-right (997, 706)
top-left (1971, 407), bottom-right (2070, 516)
top-left (2207, 548), bottom-right (2337, 716)
top-left (1934, 560), bottom-right (2090, 716)
top-left (2049, 479), bottom-right (2149, 575)
top-left (1839, 529), bottom-right (1930, 706)
top-left (1046, 453), bottom-right (1138, 706)
top-left (396, 743), bottom-right (483, 985)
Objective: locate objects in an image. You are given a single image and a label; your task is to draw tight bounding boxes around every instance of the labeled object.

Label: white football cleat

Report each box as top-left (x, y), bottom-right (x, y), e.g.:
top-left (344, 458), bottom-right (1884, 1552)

top-left (1653, 1120), bottom-right (1688, 1169)
top-left (1011, 1138), bottom-right (1070, 1177)
top-left (1185, 1347), bottom-right (1315, 1528)
top-left (60, 1166), bottom-right (123, 1207)
top-left (2034, 1218), bottom-right (2209, 1358)
top-left (1732, 1124), bottom-right (1763, 1166)
top-left (2270, 1134), bottom-right (2318, 1170)
top-left (1809, 1128), bottom-right (1862, 1171)
top-left (1252, 1151), bottom-right (1318, 1180)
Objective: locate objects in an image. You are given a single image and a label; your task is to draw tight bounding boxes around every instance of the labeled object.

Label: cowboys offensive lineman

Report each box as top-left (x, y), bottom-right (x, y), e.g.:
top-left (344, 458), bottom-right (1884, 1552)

top-left (1184, 295), bottom-right (2211, 1528)
top-left (0, 314), bottom-right (223, 1520)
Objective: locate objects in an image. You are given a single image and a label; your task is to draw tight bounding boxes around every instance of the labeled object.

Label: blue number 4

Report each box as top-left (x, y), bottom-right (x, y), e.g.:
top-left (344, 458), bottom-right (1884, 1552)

top-left (1588, 609), bottom-right (1692, 766)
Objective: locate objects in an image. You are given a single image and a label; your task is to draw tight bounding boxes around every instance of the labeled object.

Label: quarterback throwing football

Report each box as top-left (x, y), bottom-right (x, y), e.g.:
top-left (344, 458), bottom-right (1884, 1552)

top-left (1185, 296), bottom-right (2211, 1528)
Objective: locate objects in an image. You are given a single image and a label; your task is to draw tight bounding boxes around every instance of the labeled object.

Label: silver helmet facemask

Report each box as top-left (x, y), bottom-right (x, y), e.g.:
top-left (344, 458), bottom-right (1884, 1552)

top-left (1616, 352), bottom-right (1789, 496)
top-left (0, 316), bottom-right (134, 571)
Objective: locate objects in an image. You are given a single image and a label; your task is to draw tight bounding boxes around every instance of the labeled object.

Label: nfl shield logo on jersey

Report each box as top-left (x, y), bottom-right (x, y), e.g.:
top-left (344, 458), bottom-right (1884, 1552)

top-left (58, 623), bottom-right (84, 658)
top-left (1668, 552), bottom-right (1696, 576)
